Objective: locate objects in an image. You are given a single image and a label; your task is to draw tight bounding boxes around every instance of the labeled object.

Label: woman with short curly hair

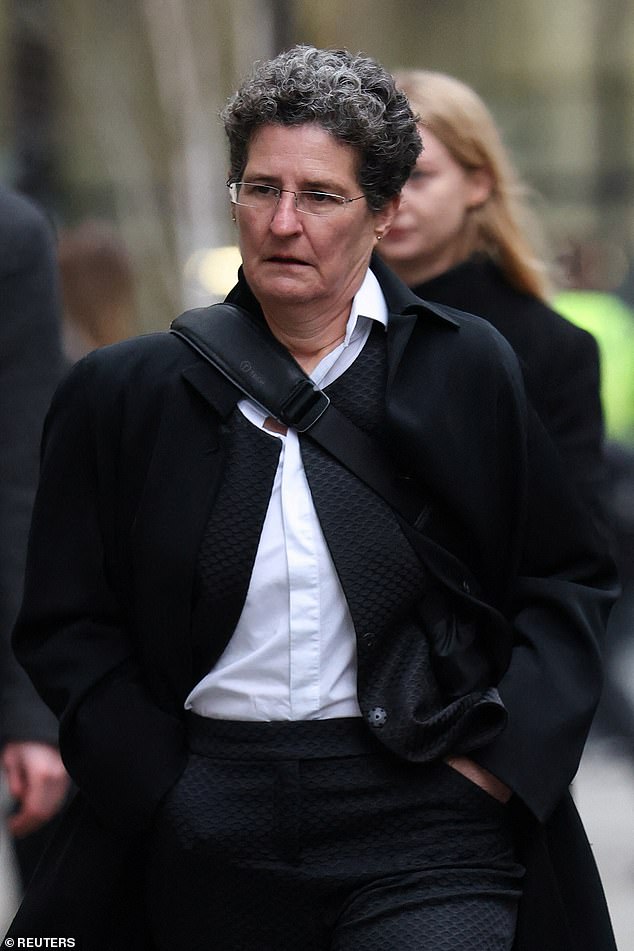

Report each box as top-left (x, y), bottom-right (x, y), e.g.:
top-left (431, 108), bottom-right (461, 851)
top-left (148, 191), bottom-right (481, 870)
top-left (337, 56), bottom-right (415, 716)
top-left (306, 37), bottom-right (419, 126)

top-left (7, 47), bottom-right (616, 951)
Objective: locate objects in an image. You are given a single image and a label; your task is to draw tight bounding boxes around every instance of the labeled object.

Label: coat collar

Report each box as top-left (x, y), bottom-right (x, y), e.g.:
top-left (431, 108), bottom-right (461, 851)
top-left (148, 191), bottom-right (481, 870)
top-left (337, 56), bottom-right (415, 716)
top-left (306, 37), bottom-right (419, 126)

top-left (223, 253), bottom-right (461, 329)
top-left (369, 253), bottom-right (460, 388)
top-left (369, 252), bottom-right (461, 327)
top-left (181, 255), bottom-right (461, 413)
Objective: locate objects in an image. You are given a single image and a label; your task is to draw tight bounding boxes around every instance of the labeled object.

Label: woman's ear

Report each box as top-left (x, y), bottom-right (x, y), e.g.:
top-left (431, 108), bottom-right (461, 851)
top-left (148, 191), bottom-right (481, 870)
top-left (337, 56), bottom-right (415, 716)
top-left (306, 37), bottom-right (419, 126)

top-left (375, 194), bottom-right (401, 240)
top-left (466, 167), bottom-right (493, 209)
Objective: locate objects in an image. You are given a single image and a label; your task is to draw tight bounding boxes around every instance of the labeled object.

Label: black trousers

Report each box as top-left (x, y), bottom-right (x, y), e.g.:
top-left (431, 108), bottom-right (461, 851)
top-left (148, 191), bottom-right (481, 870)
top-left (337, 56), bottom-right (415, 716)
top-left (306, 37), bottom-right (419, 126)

top-left (145, 716), bottom-right (523, 951)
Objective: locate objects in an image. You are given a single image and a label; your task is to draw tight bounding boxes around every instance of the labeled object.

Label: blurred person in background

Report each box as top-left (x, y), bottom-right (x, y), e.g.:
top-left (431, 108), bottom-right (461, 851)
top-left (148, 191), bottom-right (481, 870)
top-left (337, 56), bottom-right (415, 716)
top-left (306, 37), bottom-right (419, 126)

top-left (554, 238), bottom-right (634, 761)
top-left (595, 438), bottom-right (634, 755)
top-left (377, 70), bottom-right (607, 528)
top-left (554, 237), bottom-right (634, 446)
top-left (57, 218), bottom-right (139, 362)
top-left (0, 185), bottom-right (70, 925)
top-left (6, 47), bottom-right (618, 951)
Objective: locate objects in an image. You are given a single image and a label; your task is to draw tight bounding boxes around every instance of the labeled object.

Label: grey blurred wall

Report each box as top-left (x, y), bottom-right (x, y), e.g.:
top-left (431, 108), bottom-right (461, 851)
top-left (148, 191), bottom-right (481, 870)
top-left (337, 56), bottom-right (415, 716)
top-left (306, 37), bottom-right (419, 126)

top-left (1, 0), bottom-right (632, 326)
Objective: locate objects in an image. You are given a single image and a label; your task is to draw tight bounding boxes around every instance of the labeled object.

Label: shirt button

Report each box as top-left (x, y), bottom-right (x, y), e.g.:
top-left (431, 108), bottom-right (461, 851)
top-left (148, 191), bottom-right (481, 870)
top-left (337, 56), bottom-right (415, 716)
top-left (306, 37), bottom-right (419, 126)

top-left (367, 707), bottom-right (388, 728)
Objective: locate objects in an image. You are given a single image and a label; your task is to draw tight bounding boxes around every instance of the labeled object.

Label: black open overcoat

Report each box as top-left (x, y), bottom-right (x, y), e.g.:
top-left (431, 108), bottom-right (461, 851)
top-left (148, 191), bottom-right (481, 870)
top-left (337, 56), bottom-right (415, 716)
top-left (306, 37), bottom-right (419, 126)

top-left (7, 258), bottom-right (618, 950)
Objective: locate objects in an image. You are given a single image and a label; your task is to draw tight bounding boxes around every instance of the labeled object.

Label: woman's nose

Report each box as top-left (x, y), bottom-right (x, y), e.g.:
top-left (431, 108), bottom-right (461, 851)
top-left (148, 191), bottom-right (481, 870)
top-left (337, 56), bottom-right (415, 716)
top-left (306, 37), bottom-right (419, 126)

top-left (269, 191), bottom-right (302, 233)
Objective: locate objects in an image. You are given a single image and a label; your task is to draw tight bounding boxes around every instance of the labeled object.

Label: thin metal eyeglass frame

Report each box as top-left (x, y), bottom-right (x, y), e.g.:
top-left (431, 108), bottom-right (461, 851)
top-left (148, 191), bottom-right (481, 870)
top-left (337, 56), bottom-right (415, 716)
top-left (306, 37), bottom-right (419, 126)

top-left (227, 181), bottom-right (365, 217)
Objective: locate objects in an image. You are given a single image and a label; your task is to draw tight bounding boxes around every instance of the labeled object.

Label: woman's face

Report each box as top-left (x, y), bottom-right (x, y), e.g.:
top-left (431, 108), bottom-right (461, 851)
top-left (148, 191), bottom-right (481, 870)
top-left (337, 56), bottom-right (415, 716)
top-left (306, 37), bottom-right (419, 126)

top-left (234, 123), bottom-right (398, 318)
top-left (378, 127), bottom-right (491, 285)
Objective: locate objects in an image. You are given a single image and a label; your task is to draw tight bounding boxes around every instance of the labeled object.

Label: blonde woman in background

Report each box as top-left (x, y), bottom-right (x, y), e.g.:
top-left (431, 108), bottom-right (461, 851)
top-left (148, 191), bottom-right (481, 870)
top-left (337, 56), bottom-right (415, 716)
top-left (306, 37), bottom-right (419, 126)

top-left (378, 70), bottom-right (606, 524)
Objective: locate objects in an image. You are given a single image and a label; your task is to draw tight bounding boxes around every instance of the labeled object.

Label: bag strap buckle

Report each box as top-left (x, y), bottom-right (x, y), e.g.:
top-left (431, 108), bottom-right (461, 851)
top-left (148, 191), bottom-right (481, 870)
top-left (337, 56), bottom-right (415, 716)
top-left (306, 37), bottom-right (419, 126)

top-left (279, 380), bottom-right (330, 432)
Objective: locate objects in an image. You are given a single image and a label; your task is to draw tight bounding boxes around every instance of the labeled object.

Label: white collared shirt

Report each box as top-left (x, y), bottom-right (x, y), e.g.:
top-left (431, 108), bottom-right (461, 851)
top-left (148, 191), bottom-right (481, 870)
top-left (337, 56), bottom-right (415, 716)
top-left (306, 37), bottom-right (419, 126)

top-left (185, 268), bottom-right (388, 720)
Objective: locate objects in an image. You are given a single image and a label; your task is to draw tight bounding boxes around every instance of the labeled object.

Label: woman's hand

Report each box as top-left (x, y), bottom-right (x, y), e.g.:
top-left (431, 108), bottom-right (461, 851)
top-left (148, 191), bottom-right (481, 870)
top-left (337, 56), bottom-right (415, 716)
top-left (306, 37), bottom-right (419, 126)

top-left (444, 755), bottom-right (512, 804)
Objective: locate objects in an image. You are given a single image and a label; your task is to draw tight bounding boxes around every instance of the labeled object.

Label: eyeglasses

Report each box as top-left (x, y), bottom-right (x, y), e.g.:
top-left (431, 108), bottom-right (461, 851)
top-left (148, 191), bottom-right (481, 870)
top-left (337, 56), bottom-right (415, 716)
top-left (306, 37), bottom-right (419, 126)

top-left (227, 181), bottom-right (365, 218)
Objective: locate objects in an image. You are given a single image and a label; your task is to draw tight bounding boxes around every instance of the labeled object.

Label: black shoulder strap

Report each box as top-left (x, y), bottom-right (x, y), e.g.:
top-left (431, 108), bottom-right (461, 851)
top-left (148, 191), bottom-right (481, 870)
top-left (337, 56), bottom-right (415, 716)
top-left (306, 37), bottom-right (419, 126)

top-left (170, 303), bottom-right (425, 524)
top-left (172, 304), bottom-right (330, 431)
top-left (170, 302), bottom-right (512, 655)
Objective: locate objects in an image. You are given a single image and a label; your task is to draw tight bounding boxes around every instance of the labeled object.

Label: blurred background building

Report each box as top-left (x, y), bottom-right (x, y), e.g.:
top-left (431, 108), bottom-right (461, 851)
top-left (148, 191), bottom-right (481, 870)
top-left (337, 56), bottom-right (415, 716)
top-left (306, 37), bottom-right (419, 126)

top-left (1, 0), bottom-right (633, 432)
top-left (1, 0), bottom-right (634, 945)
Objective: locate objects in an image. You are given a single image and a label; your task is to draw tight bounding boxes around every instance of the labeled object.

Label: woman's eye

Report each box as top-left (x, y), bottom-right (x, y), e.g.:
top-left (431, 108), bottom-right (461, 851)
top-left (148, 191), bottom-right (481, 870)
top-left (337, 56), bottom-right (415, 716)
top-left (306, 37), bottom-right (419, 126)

top-left (306, 192), bottom-right (338, 204)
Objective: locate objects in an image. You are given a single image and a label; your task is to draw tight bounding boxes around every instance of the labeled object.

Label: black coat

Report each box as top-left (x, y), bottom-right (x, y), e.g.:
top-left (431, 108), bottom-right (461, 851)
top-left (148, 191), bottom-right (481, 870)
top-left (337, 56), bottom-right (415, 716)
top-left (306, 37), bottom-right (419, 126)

top-left (412, 256), bottom-right (606, 522)
top-left (0, 185), bottom-right (64, 747)
top-left (8, 257), bottom-right (618, 949)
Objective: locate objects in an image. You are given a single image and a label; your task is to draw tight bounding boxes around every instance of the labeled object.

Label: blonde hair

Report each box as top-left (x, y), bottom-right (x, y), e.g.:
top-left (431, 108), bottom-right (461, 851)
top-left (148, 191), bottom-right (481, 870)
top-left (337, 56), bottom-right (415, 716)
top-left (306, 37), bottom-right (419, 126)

top-left (395, 70), bottom-right (552, 299)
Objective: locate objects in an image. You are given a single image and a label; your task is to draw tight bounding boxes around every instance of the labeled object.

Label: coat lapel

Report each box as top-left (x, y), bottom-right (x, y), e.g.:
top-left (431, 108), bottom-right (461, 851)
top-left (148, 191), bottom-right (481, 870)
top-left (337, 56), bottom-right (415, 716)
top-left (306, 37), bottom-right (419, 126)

top-left (369, 253), bottom-right (460, 392)
top-left (130, 368), bottom-right (230, 702)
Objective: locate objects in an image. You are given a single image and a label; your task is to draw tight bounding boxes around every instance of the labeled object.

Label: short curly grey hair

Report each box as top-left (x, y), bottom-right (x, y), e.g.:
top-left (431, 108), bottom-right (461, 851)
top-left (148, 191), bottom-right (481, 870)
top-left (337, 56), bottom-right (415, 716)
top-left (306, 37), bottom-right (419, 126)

top-left (221, 45), bottom-right (422, 211)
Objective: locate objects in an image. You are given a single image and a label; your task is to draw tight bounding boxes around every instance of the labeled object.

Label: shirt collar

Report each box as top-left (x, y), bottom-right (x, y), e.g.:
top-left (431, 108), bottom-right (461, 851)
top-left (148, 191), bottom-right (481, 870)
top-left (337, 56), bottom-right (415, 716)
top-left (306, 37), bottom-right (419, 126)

top-left (310, 268), bottom-right (387, 387)
top-left (347, 267), bottom-right (389, 341)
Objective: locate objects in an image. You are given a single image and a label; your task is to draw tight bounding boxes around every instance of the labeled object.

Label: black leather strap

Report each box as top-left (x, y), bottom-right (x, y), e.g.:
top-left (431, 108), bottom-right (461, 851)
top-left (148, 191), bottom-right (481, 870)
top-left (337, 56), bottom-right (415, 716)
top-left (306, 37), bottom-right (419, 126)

top-left (171, 303), bottom-right (425, 523)
top-left (172, 304), bottom-right (329, 432)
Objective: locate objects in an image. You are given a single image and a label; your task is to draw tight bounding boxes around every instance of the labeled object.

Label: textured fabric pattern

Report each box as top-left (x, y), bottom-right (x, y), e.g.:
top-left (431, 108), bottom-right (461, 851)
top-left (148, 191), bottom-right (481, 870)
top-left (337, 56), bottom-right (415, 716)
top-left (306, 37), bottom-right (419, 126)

top-left (145, 718), bottom-right (523, 950)
top-left (321, 320), bottom-right (389, 440)
top-left (191, 411), bottom-right (281, 676)
top-left (301, 322), bottom-right (429, 651)
top-left (301, 325), bottom-right (506, 759)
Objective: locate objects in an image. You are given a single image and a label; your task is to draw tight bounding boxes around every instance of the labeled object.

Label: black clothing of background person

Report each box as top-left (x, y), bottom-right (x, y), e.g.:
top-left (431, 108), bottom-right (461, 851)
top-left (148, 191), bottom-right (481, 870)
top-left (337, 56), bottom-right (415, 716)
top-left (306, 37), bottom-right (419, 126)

top-left (412, 254), bottom-right (606, 520)
top-left (592, 439), bottom-right (634, 752)
top-left (0, 185), bottom-right (69, 884)
top-left (0, 186), bottom-right (62, 747)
